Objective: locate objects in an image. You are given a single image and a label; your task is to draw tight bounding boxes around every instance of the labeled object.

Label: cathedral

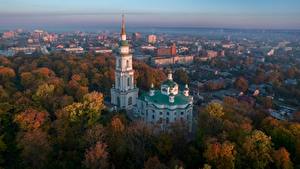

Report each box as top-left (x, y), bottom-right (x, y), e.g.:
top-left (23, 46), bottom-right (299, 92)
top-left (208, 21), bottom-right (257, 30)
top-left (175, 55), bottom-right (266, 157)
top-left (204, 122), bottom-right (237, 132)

top-left (111, 15), bottom-right (193, 131)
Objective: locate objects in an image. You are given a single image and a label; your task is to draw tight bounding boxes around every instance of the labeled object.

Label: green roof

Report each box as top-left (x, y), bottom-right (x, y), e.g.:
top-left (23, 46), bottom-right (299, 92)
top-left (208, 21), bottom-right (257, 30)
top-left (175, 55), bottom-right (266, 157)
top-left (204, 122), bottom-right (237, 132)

top-left (162, 80), bottom-right (177, 88)
top-left (140, 90), bottom-right (191, 106)
top-left (120, 40), bottom-right (129, 46)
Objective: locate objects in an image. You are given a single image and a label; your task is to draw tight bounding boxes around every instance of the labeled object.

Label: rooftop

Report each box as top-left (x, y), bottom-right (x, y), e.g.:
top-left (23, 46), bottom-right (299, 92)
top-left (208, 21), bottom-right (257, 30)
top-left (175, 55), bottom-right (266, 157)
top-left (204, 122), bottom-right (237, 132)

top-left (140, 90), bottom-right (191, 106)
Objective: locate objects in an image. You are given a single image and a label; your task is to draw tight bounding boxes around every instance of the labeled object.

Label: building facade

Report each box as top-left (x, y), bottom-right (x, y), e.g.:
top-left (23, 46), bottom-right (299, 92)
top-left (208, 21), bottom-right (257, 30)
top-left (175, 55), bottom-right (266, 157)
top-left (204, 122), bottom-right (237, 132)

top-left (111, 15), bottom-right (139, 110)
top-left (151, 55), bottom-right (194, 67)
top-left (157, 43), bottom-right (177, 57)
top-left (136, 72), bottom-right (193, 131)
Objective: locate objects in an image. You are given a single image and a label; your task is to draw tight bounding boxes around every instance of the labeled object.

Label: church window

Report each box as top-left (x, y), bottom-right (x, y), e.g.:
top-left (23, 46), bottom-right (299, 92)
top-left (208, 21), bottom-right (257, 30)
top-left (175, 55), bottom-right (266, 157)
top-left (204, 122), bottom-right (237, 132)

top-left (126, 60), bottom-right (129, 68)
top-left (128, 97), bottom-right (132, 105)
top-left (117, 97), bottom-right (120, 107)
top-left (127, 77), bottom-right (130, 87)
top-left (118, 77), bottom-right (120, 88)
top-left (118, 59), bottom-right (121, 68)
top-left (166, 117), bottom-right (169, 124)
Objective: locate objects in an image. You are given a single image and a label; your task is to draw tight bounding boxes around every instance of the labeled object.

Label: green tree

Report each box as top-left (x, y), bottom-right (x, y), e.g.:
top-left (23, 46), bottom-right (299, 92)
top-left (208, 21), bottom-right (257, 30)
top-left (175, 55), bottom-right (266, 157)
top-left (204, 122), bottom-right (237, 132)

top-left (0, 135), bottom-right (6, 164)
top-left (174, 69), bottom-right (189, 85)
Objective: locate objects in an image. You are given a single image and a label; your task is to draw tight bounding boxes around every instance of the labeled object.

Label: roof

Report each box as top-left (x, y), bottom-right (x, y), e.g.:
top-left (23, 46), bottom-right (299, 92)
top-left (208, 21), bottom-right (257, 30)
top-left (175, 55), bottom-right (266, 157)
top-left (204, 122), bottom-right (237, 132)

top-left (120, 40), bottom-right (129, 46)
top-left (162, 79), bottom-right (177, 88)
top-left (140, 90), bottom-right (191, 106)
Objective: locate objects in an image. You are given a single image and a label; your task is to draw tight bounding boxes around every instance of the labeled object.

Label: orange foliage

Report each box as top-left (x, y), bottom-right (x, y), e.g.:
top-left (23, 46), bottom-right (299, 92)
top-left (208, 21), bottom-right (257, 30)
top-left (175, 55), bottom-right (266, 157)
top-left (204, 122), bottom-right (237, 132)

top-left (0, 67), bottom-right (16, 79)
top-left (273, 147), bottom-right (293, 169)
top-left (71, 74), bottom-right (82, 82)
top-left (33, 67), bottom-right (55, 78)
top-left (14, 108), bottom-right (49, 131)
top-left (84, 142), bottom-right (108, 169)
top-left (111, 116), bottom-right (125, 133)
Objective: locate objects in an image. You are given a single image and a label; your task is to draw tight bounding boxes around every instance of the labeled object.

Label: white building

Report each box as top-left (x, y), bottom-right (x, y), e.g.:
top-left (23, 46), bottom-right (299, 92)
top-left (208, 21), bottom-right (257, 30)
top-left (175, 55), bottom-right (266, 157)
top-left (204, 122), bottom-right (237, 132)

top-left (148, 34), bottom-right (157, 44)
top-left (111, 15), bottom-right (193, 132)
top-left (136, 72), bottom-right (193, 132)
top-left (110, 15), bottom-right (139, 110)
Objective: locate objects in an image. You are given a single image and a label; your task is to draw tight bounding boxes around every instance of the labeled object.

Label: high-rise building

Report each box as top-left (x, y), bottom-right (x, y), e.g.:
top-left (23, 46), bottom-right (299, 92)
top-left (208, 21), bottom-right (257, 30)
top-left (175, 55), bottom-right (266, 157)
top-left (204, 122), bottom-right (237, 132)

top-left (148, 34), bottom-right (157, 44)
top-left (157, 43), bottom-right (177, 57)
top-left (111, 15), bottom-right (139, 110)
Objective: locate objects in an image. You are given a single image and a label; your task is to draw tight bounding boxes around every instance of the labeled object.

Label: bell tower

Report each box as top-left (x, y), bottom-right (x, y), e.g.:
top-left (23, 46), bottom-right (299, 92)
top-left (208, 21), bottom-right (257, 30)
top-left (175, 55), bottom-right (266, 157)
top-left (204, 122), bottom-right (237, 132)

top-left (111, 14), bottom-right (139, 110)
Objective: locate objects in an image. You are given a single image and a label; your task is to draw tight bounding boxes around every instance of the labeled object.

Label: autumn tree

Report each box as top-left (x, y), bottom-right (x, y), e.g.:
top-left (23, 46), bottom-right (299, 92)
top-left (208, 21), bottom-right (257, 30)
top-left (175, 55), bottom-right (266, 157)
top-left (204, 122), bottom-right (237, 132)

top-left (205, 102), bottom-right (225, 118)
top-left (242, 130), bottom-right (273, 169)
top-left (144, 156), bottom-right (167, 169)
top-left (0, 86), bottom-right (8, 102)
top-left (17, 129), bottom-right (51, 169)
top-left (234, 76), bottom-right (248, 92)
top-left (0, 67), bottom-right (16, 91)
top-left (203, 141), bottom-right (236, 169)
top-left (14, 108), bottom-right (49, 131)
top-left (63, 91), bottom-right (104, 126)
top-left (83, 142), bottom-right (109, 169)
top-left (156, 133), bottom-right (173, 159)
top-left (273, 147), bottom-right (293, 169)
top-left (84, 124), bottom-right (106, 147)
top-left (0, 67), bottom-right (15, 82)
top-left (0, 135), bottom-right (6, 165)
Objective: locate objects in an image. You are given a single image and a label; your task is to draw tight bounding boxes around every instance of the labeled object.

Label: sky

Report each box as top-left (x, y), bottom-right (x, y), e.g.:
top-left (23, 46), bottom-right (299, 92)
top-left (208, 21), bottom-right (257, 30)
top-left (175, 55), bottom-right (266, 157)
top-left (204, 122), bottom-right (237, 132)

top-left (0, 0), bottom-right (300, 30)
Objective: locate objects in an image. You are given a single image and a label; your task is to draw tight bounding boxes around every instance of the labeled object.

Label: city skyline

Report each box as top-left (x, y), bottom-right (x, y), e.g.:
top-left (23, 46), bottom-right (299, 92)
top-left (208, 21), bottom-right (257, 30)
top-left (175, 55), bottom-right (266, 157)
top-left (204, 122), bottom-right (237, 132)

top-left (1, 0), bottom-right (300, 30)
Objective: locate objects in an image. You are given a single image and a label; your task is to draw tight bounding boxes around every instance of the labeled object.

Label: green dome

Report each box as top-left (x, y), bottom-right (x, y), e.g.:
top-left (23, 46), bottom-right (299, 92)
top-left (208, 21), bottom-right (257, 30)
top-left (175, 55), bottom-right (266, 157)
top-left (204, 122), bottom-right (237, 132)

top-left (162, 79), bottom-right (177, 88)
top-left (120, 40), bottom-right (129, 46)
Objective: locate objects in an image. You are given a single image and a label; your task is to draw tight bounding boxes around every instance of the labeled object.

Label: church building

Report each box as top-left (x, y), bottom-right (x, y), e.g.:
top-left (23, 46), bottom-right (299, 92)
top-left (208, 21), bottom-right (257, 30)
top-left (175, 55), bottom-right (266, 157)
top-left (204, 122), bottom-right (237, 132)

top-left (111, 15), bottom-right (193, 131)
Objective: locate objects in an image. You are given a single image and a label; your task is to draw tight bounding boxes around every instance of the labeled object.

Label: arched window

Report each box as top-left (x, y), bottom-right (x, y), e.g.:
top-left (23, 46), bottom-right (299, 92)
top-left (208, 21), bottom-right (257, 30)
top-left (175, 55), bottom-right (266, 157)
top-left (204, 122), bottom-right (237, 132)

top-left (118, 77), bottom-right (120, 88)
top-left (117, 97), bottom-right (120, 106)
top-left (127, 77), bottom-right (130, 87)
top-left (128, 96), bottom-right (132, 105)
top-left (126, 60), bottom-right (129, 68)
top-left (118, 59), bottom-right (121, 68)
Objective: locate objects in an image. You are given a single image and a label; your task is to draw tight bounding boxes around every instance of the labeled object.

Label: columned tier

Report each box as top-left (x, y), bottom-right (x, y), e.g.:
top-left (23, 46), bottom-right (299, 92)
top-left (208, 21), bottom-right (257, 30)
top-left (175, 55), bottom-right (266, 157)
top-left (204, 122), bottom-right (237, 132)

top-left (111, 14), bottom-right (138, 111)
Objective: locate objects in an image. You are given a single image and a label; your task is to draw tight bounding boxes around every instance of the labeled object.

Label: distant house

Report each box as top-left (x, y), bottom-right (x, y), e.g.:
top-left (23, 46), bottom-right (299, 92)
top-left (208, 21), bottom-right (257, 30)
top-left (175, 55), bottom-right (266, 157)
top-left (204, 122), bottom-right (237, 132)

top-left (284, 79), bottom-right (298, 86)
top-left (269, 106), bottom-right (296, 120)
top-left (151, 55), bottom-right (194, 67)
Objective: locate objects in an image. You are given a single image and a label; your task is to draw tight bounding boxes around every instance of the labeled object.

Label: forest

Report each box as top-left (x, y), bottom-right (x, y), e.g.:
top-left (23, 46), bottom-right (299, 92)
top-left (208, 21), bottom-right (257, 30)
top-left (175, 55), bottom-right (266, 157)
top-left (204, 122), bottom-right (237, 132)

top-left (0, 53), bottom-right (300, 169)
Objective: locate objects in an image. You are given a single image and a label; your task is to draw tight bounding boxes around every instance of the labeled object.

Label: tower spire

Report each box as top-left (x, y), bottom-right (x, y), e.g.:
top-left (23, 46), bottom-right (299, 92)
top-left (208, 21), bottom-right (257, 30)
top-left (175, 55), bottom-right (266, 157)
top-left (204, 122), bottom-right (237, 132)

top-left (121, 14), bottom-right (126, 36)
top-left (120, 14), bottom-right (127, 41)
